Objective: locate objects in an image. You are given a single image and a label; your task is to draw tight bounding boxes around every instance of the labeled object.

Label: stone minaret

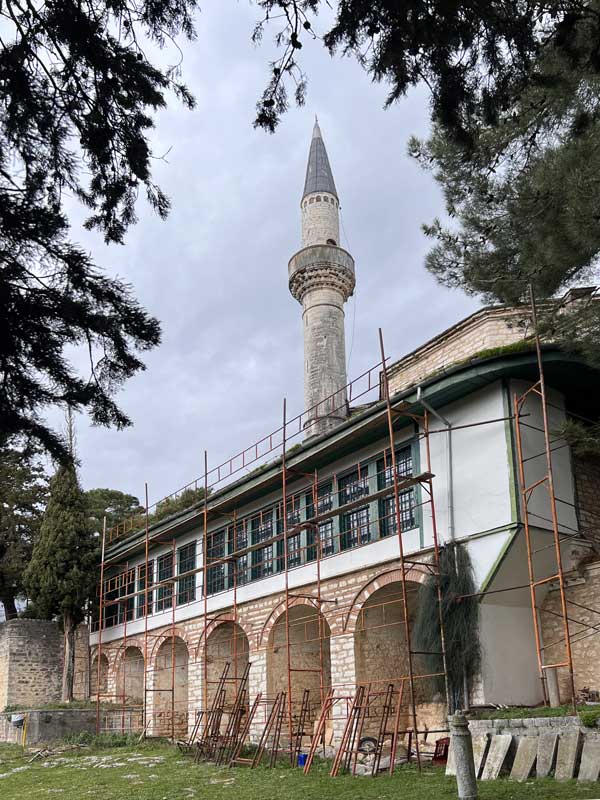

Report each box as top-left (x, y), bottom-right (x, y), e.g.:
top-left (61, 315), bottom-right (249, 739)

top-left (289, 120), bottom-right (356, 437)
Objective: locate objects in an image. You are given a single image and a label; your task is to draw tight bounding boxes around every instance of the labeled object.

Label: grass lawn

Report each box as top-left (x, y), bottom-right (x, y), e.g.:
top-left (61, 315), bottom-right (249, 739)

top-left (1, 741), bottom-right (599, 800)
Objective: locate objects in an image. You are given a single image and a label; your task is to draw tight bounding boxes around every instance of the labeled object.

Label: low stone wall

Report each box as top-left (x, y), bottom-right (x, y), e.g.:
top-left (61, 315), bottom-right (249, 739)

top-left (0, 619), bottom-right (89, 710)
top-left (468, 715), bottom-right (585, 737)
top-left (0, 708), bottom-right (143, 745)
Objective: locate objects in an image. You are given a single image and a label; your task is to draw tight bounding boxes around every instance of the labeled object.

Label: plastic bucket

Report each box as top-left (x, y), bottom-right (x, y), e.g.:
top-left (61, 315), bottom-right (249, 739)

top-left (297, 753), bottom-right (307, 767)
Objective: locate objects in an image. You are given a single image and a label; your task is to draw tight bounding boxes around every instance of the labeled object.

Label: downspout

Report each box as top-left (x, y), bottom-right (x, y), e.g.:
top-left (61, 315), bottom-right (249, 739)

top-left (416, 386), bottom-right (468, 708)
top-left (416, 386), bottom-right (455, 543)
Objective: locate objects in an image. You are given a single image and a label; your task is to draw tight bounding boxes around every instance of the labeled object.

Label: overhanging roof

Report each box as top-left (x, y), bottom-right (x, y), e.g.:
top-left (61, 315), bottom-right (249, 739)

top-left (105, 347), bottom-right (599, 565)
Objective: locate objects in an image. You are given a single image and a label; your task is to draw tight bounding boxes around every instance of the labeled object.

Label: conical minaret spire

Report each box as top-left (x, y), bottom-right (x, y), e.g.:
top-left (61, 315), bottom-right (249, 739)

top-left (289, 120), bottom-right (356, 438)
top-left (303, 118), bottom-right (337, 199)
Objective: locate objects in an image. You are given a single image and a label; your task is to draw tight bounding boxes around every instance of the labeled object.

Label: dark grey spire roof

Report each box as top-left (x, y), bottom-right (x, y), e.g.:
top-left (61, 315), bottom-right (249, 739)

top-left (302, 119), bottom-right (338, 199)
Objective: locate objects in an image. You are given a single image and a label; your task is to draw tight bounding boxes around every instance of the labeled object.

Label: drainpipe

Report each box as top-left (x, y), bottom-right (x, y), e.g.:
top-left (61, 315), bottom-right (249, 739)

top-left (417, 387), bottom-right (469, 709)
top-left (416, 386), bottom-right (455, 543)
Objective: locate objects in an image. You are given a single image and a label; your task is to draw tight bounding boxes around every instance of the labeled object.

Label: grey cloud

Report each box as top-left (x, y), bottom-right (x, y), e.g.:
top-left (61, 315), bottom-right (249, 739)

top-left (55, 4), bottom-right (479, 507)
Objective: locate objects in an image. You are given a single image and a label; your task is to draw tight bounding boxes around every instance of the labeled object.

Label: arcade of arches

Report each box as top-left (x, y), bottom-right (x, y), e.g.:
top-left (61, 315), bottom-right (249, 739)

top-left (92, 569), bottom-right (448, 741)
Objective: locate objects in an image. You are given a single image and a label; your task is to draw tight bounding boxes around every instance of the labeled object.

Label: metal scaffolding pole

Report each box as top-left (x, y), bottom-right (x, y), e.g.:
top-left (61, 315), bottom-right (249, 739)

top-left (513, 285), bottom-right (577, 712)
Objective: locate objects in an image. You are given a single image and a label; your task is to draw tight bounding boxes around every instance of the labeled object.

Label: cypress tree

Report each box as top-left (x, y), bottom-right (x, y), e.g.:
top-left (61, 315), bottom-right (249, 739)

top-left (25, 463), bottom-right (98, 701)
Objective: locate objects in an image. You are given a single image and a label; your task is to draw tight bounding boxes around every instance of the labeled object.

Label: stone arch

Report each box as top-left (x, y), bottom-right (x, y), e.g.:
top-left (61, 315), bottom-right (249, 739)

top-left (194, 613), bottom-right (253, 659)
top-left (90, 652), bottom-right (109, 698)
top-left (259, 596), bottom-right (322, 648)
top-left (204, 621), bottom-right (250, 717)
top-left (152, 635), bottom-right (189, 737)
top-left (266, 604), bottom-right (331, 724)
top-left (149, 627), bottom-right (192, 667)
top-left (352, 575), bottom-right (434, 736)
top-left (343, 566), bottom-right (429, 633)
top-left (116, 645), bottom-right (144, 705)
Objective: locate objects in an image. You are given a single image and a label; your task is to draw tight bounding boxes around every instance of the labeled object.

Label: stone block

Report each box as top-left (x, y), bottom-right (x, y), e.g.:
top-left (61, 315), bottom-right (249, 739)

top-left (472, 733), bottom-right (490, 779)
top-left (480, 734), bottom-right (513, 780)
top-left (536, 732), bottom-right (558, 777)
top-left (555, 730), bottom-right (581, 781)
top-left (510, 736), bottom-right (537, 781)
top-left (578, 737), bottom-right (600, 783)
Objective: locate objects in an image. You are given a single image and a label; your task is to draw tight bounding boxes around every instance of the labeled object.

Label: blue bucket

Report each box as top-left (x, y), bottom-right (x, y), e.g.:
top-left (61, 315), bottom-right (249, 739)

top-left (297, 753), bottom-right (307, 767)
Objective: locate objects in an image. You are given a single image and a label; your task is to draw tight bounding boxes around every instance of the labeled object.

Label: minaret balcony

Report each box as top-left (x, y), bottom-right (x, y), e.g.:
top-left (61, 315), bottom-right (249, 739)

top-left (288, 244), bottom-right (355, 303)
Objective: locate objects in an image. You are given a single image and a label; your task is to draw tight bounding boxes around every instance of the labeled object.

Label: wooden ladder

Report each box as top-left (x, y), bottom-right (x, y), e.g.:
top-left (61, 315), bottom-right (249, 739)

top-left (330, 684), bottom-right (370, 777)
top-left (250, 691), bottom-right (285, 768)
top-left (303, 688), bottom-right (335, 775)
top-left (215, 661), bottom-right (251, 765)
top-left (195, 662), bottom-right (230, 762)
top-left (388, 680), bottom-right (406, 776)
top-left (370, 683), bottom-right (395, 776)
top-left (228, 692), bottom-right (262, 767)
top-left (291, 688), bottom-right (310, 766)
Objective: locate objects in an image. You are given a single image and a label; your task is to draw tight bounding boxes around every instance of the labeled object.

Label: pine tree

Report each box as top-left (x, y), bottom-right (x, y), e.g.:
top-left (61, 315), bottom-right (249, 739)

top-left (25, 463), bottom-right (98, 701)
top-left (85, 488), bottom-right (145, 535)
top-left (1, 0), bottom-right (199, 460)
top-left (252, 2), bottom-right (595, 139)
top-left (0, 437), bottom-right (48, 619)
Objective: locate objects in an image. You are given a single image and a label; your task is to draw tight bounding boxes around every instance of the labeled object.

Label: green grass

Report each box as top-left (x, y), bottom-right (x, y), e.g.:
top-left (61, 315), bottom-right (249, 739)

top-left (0, 742), bottom-right (598, 800)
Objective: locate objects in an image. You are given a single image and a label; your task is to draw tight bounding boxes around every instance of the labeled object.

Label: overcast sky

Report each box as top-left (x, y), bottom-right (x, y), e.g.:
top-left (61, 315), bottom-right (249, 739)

top-left (62, 4), bottom-right (480, 507)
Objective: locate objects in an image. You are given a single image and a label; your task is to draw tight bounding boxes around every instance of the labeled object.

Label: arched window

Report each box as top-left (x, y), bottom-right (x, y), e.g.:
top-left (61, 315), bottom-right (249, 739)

top-left (327, 238), bottom-right (337, 246)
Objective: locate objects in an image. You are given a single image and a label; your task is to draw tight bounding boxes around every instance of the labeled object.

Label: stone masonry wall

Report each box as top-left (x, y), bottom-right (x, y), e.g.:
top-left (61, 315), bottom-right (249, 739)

top-left (541, 563), bottom-right (600, 702)
top-left (387, 307), bottom-right (531, 396)
top-left (301, 192), bottom-right (339, 247)
top-left (0, 619), bottom-right (89, 710)
top-left (95, 558), bottom-right (436, 741)
top-left (573, 452), bottom-right (600, 543)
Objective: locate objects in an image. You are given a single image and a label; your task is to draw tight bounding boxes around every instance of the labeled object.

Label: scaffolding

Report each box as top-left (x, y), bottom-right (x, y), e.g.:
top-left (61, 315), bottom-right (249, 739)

top-left (92, 306), bottom-right (594, 772)
top-left (513, 286), bottom-right (577, 711)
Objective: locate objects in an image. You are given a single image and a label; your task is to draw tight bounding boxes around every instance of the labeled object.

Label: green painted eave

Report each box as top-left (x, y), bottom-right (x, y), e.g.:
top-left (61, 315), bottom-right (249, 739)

top-left (105, 347), bottom-right (598, 565)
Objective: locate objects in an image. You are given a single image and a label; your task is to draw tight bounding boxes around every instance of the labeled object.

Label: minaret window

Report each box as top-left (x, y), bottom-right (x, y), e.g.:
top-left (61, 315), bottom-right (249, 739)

top-left (327, 239), bottom-right (337, 246)
top-left (316, 196), bottom-right (321, 201)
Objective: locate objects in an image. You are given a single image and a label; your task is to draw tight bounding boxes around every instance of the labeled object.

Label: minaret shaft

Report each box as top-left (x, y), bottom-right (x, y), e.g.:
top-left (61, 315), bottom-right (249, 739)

top-left (289, 121), bottom-right (355, 438)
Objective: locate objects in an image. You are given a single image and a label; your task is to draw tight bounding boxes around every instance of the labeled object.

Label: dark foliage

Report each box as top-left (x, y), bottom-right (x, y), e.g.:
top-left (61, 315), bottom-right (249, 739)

top-left (413, 543), bottom-right (481, 713)
top-left (150, 486), bottom-right (206, 523)
top-left (0, 436), bottom-right (48, 618)
top-left (24, 462), bottom-right (98, 623)
top-left (408, 8), bottom-right (600, 455)
top-left (0, 0), bottom-right (198, 460)
top-left (85, 487), bottom-right (144, 534)
top-left (24, 461), bottom-right (99, 699)
top-left (252, 1), bottom-right (591, 144)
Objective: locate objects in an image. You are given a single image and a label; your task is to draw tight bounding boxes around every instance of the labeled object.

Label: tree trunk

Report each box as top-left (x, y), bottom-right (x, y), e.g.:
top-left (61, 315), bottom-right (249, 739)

top-left (62, 613), bottom-right (76, 702)
top-left (1, 594), bottom-right (18, 620)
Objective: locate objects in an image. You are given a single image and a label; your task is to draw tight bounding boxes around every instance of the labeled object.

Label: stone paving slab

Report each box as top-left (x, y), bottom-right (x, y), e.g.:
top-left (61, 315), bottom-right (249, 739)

top-left (472, 734), bottom-right (490, 779)
top-left (578, 737), bottom-right (600, 783)
top-left (510, 736), bottom-right (537, 781)
top-left (480, 734), bottom-right (513, 780)
top-left (537, 732), bottom-right (558, 778)
top-left (555, 730), bottom-right (581, 781)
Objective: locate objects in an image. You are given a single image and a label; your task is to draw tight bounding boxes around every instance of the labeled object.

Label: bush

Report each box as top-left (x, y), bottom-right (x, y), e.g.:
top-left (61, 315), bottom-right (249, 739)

top-left (579, 708), bottom-right (600, 728)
